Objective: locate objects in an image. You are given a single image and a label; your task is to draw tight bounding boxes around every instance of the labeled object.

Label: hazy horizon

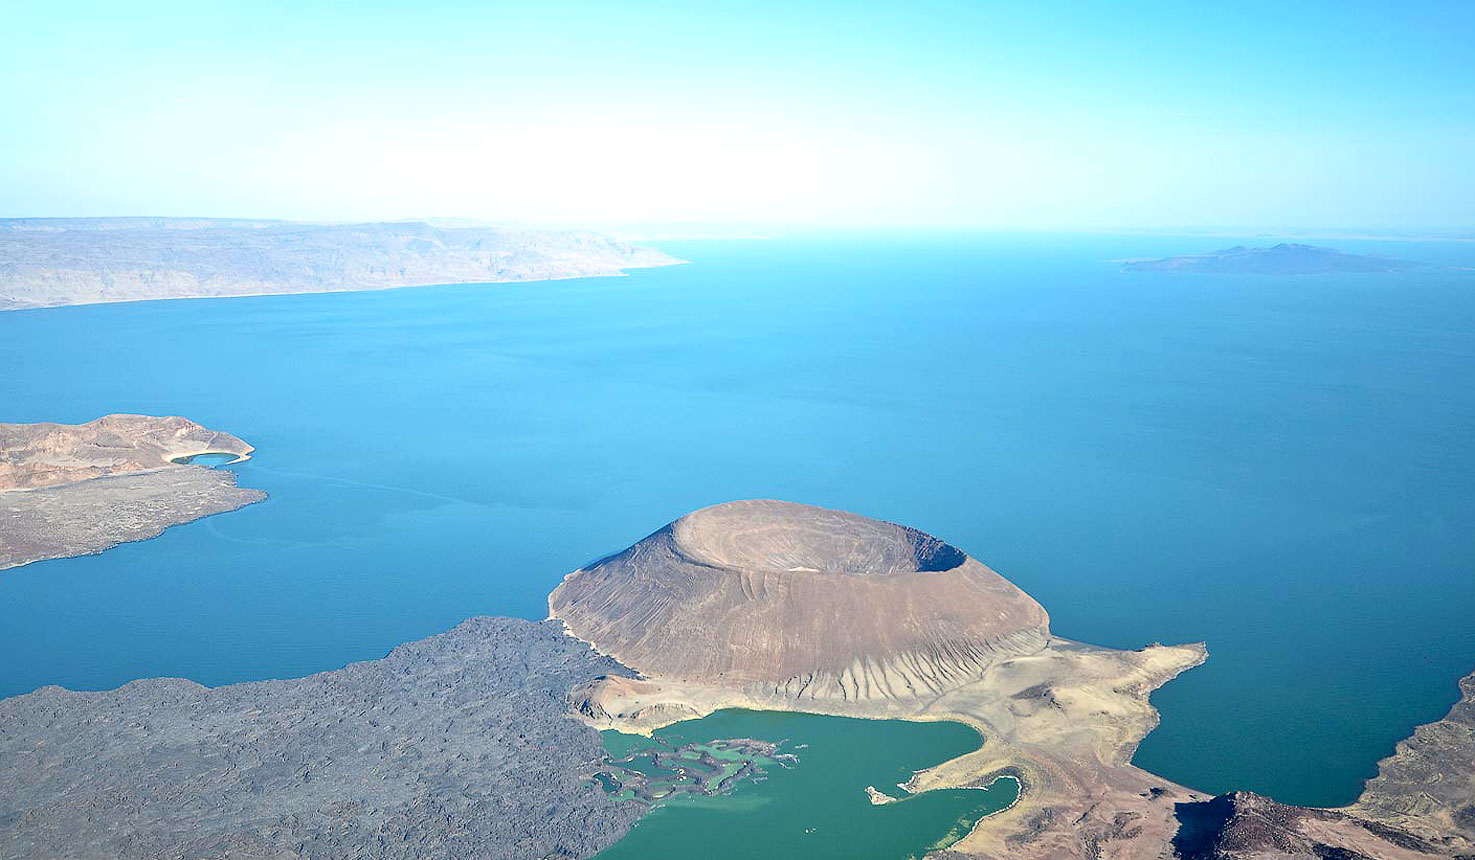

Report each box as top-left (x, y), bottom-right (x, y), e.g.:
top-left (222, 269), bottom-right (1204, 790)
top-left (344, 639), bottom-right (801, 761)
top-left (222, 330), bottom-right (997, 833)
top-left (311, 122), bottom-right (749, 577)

top-left (2, 216), bottom-right (1471, 244)
top-left (4, 1), bottom-right (1473, 233)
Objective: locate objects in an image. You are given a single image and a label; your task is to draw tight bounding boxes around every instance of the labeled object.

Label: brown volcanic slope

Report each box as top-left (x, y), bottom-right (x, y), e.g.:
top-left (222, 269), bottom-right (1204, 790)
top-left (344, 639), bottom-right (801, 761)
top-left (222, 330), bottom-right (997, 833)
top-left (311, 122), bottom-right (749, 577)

top-left (553, 500), bottom-right (1473, 860)
top-left (0, 414), bottom-right (253, 490)
top-left (0, 415), bottom-right (263, 569)
top-left (3, 497), bottom-right (1467, 858)
top-left (550, 499), bottom-right (1051, 700)
top-left (555, 500), bottom-right (1209, 858)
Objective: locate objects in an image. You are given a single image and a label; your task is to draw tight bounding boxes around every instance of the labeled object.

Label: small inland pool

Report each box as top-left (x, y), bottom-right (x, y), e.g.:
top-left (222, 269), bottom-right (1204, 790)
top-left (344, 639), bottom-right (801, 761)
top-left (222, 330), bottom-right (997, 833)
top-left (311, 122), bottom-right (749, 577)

top-left (169, 452), bottom-right (242, 466)
top-left (593, 709), bottom-right (1018, 860)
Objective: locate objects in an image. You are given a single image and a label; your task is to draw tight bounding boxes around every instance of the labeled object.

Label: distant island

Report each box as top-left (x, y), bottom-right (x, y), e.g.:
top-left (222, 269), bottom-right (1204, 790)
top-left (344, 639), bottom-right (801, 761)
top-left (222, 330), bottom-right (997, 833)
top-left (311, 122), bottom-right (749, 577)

top-left (0, 415), bottom-right (264, 569)
top-left (0, 218), bottom-right (684, 310)
top-left (1122, 242), bottom-right (1421, 275)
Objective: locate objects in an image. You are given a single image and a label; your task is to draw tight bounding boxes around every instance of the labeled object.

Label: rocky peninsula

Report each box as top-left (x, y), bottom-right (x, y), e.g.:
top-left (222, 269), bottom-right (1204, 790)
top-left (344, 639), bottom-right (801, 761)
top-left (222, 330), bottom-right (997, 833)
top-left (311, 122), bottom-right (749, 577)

top-left (1, 499), bottom-right (1470, 859)
top-left (0, 415), bottom-right (264, 569)
top-left (1122, 243), bottom-right (1420, 274)
top-left (0, 218), bottom-right (683, 310)
top-left (553, 500), bottom-right (1473, 860)
top-left (554, 501), bottom-right (1211, 858)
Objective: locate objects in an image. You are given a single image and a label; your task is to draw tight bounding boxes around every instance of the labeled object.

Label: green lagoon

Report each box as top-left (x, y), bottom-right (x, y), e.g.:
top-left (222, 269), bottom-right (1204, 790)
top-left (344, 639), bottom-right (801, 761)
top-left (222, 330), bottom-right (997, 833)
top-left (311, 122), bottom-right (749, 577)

top-left (594, 709), bottom-right (1018, 860)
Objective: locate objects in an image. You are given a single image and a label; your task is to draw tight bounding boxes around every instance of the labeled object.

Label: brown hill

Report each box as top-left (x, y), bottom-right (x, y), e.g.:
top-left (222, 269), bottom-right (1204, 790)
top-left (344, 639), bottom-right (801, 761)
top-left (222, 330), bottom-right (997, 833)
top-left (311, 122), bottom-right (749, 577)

top-left (0, 415), bottom-right (263, 569)
top-left (0, 414), bottom-right (253, 491)
top-left (550, 499), bottom-right (1050, 702)
top-left (556, 500), bottom-right (1473, 859)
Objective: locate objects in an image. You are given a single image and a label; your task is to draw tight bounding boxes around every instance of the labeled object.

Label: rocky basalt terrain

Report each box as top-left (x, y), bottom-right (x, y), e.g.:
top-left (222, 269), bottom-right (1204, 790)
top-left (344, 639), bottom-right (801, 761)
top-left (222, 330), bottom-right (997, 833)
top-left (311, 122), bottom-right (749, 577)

top-left (0, 618), bottom-right (643, 860)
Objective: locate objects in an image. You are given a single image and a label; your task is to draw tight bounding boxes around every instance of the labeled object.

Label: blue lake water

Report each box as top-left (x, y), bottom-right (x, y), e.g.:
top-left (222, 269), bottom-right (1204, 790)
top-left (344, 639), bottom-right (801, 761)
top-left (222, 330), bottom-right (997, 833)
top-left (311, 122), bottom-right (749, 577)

top-left (1, 234), bottom-right (1472, 808)
top-left (170, 452), bottom-right (242, 466)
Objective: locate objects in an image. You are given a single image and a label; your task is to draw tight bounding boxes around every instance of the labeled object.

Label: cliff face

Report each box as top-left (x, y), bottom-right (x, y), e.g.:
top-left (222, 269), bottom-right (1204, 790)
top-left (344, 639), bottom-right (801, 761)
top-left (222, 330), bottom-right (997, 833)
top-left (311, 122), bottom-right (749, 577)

top-left (550, 499), bottom-right (1051, 701)
top-left (0, 414), bottom-right (253, 490)
top-left (0, 218), bottom-right (683, 310)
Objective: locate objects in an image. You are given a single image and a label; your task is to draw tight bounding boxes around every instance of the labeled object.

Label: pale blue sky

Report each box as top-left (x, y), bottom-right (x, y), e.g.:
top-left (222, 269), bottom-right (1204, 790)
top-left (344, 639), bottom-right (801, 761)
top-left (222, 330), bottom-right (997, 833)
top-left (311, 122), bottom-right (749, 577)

top-left (2, 1), bottom-right (1472, 230)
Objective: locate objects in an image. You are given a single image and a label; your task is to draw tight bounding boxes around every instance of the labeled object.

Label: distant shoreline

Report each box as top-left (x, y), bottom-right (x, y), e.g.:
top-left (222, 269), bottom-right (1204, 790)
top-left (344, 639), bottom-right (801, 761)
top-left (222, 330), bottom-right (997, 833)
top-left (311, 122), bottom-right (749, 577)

top-left (0, 267), bottom-right (683, 313)
top-left (0, 217), bottom-right (684, 311)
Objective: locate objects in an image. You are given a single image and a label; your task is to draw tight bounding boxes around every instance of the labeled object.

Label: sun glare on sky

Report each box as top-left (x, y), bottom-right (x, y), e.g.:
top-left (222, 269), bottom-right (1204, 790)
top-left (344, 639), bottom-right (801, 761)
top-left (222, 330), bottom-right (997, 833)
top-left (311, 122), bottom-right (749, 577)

top-left (3, 0), bottom-right (1472, 232)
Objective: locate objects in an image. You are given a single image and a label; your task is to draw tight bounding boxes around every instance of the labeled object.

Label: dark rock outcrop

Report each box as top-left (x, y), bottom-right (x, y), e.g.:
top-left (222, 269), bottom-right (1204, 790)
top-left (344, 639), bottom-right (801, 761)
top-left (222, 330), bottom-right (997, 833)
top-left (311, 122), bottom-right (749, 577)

top-left (0, 467), bottom-right (265, 570)
top-left (0, 618), bottom-right (643, 860)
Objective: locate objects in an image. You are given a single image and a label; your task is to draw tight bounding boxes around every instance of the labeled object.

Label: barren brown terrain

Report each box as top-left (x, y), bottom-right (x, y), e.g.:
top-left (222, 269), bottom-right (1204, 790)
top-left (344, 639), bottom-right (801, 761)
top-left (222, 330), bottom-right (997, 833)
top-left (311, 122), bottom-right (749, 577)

top-left (0, 414), bottom-right (254, 490)
top-left (553, 500), bottom-right (1475, 860)
top-left (0, 415), bottom-right (264, 569)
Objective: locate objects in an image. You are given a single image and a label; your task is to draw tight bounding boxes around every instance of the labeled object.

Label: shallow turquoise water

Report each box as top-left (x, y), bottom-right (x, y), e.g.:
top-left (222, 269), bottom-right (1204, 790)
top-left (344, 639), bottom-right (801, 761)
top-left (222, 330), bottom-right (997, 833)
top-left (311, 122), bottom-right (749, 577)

top-left (594, 709), bottom-right (1017, 860)
top-left (170, 452), bottom-right (241, 466)
top-left (1, 234), bottom-right (1473, 808)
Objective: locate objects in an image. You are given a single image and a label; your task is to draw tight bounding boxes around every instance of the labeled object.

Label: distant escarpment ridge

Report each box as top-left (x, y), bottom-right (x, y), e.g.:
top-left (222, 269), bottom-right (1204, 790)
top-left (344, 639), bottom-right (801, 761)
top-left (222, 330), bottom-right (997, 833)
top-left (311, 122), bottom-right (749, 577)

top-left (0, 415), bottom-right (264, 569)
top-left (1122, 242), bottom-right (1422, 275)
top-left (0, 217), bottom-right (684, 310)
